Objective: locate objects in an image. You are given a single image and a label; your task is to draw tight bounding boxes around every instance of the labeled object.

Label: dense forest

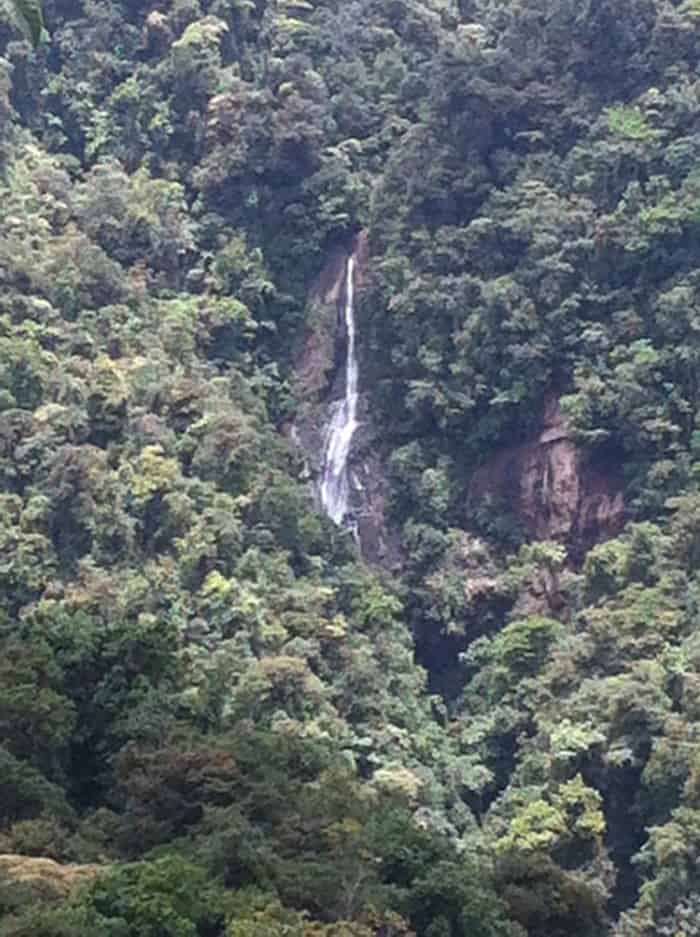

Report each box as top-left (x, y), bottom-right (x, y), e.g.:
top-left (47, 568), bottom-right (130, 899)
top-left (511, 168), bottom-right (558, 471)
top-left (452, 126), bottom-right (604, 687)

top-left (3, 0), bottom-right (700, 934)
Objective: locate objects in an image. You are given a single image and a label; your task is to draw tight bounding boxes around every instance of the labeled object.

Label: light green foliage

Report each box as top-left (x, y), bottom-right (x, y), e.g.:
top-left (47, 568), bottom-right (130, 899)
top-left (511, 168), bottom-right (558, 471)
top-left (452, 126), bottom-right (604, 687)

top-left (492, 776), bottom-right (604, 857)
top-left (5, 0), bottom-right (700, 934)
top-left (547, 720), bottom-right (606, 769)
top-left (679, 0), bottom-right (700, 18)
top-left (496, 799), bottom-right (568, 855)
top-left (130, 445), bottom-right (181, 502)
top-left (606, 106), bottom-right (661, 143)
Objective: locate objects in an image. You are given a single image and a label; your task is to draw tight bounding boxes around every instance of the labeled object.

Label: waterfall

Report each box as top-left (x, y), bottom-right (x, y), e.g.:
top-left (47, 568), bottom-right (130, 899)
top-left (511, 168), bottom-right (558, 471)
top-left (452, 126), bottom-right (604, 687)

top-left (319, 254), bottom-right (358, 525)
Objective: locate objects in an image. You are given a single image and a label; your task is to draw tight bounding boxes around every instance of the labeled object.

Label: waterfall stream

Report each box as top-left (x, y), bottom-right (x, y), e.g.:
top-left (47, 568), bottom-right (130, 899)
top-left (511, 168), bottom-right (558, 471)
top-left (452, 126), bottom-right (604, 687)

top-left (319, 255), bottom-right (358, 525)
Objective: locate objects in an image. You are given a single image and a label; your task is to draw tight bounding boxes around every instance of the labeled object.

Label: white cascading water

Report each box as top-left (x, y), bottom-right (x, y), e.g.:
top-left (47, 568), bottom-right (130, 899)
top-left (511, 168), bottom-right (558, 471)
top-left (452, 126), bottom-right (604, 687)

top-left (319, 255), bottom-right (358, 525)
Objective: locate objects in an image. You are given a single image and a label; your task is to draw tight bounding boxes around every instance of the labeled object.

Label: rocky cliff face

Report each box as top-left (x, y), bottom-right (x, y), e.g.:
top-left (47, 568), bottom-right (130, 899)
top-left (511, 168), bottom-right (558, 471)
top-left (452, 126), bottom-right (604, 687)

top-left (295, 246), bottom-right (350, 408)
top-left (469, 396), bottom-right (625, 556)
top-left (291, 234), bottom-right (400, 566)
top-left (294, 245), bottom-right (624, 570)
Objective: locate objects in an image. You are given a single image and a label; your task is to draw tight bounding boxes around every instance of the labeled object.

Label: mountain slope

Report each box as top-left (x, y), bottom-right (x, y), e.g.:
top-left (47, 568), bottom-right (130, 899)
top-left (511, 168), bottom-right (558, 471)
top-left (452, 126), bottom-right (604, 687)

top-left (2, 0), bottom-right (700, 935)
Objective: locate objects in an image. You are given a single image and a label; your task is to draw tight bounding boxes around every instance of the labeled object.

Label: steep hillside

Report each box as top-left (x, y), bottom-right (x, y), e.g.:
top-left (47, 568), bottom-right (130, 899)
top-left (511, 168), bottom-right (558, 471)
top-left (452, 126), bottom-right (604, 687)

top-left (3, 0), bottom-right (700, 935)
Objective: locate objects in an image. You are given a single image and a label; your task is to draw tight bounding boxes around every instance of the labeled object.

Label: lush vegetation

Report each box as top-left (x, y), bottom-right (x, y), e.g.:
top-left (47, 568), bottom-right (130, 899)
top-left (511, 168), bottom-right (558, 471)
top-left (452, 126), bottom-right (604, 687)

top-left (3, 0), bottom-right (700, 934)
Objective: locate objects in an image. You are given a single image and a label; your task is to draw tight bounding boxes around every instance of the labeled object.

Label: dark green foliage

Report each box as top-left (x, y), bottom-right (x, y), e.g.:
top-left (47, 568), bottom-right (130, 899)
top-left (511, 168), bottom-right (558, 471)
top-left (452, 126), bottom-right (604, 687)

top-left (4, 0), bottom-right (700, 935)
top-left (495, 854), bottom-right (607, 937)
top-left (407, 859), bottom-right (519, 937)
top-left (0, 748), bottom-right (72, 828)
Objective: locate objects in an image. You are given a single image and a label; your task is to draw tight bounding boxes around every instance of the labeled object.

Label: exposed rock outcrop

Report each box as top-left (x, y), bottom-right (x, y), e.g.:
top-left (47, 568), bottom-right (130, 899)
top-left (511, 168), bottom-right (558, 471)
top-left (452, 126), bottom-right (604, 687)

top-left (291, 233), bottom-right (400, 566)
top-left (350, 421), bottom-right (401, 567)
top-left (294, 247), bottom-right (621, 569)
top-left (295, 247), bottom-right (349, 406)
top-left (469, 396), bottom-right (625, 556)
top-left (294, 232), bottom-right (371, 406)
